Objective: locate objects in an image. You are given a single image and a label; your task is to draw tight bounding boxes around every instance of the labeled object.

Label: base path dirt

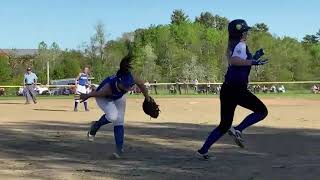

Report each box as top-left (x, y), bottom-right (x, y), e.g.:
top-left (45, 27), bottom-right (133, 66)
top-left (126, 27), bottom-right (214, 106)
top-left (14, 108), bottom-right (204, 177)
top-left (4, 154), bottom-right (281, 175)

top-left (0, 97), bottom-right (319, 180)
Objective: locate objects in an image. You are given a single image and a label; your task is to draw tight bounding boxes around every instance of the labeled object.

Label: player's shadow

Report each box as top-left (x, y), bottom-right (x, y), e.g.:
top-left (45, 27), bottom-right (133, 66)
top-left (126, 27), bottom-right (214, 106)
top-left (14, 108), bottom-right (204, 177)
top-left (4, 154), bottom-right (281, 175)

top-left (33, 108), bottom-right (69, 112)
top-left (0, 102), bottom-right (25, 105)
top-left (0, 120), bottom-right (319, 180)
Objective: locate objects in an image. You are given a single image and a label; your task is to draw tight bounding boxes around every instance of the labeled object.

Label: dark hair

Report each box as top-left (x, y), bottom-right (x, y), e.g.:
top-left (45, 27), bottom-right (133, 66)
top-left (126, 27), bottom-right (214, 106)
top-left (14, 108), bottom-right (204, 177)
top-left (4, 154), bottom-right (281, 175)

top-left (226, 35), bottom-right (241, 58)
top-left (227, 35), bottom-right (253, 60)
top-left (117, 41), bottom-right (133, 77)
top-left (118, 54), bottom-right (132, 75)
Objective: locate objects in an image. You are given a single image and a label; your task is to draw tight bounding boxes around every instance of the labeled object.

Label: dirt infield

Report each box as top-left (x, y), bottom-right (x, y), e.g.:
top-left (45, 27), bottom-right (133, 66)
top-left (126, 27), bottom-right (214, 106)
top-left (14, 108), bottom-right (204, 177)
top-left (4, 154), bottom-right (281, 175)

top-left (0, 97), bottom-right (319, 180)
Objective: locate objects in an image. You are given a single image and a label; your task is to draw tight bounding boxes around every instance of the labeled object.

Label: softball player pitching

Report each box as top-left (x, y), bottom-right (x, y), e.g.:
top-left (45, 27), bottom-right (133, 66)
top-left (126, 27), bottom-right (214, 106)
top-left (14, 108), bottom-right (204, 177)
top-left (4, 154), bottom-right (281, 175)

top-left (74, 67), bottom-right (90, 112)
top-left (197, 19), bottom-right (269, 160)
top-left (79, 54), bottom-right (151, 159)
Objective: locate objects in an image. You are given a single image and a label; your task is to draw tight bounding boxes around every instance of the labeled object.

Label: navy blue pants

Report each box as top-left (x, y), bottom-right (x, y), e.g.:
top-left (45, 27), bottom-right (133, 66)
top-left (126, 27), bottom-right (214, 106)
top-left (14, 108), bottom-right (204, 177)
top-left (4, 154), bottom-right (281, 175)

top-left (199, 83), bottom-right (268, 154)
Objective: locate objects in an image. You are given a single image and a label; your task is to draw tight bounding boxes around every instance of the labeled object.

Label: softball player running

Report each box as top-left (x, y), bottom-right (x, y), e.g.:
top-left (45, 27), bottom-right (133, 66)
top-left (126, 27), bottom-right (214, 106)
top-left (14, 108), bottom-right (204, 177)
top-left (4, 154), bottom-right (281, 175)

top-left (74, 67), bottom-right (90, 112)
top-left (197, 19), bottom-right (269, 160)
top-left (79, 54), bottom-right (151, 159)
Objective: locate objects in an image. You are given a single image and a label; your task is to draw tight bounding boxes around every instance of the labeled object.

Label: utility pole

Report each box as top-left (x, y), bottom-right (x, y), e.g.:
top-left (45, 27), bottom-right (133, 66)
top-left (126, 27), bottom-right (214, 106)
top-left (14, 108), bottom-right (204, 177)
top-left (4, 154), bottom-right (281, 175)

top-left (47, 61), bottom-right (50, 85)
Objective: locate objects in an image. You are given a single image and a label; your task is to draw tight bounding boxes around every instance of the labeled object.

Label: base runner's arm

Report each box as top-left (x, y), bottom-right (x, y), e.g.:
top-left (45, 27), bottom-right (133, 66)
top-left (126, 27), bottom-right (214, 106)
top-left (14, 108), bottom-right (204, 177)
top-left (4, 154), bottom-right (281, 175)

top-left (135, 77), bottom-right (150, 100)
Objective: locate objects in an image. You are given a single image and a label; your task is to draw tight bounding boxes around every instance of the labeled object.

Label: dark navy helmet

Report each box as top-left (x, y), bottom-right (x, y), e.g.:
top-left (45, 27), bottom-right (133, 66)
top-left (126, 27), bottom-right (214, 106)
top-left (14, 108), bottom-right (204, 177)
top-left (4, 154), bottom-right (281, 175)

top-left (116, 71), bottom-right (135, 90)
top-left (228, 19), bottom-right (251, 38)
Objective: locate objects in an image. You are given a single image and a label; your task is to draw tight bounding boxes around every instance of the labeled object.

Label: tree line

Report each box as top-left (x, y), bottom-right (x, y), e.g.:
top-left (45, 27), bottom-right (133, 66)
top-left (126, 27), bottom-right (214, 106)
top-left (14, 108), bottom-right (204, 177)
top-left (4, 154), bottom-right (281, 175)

top-left (1, 9), bottom-right (320, 85)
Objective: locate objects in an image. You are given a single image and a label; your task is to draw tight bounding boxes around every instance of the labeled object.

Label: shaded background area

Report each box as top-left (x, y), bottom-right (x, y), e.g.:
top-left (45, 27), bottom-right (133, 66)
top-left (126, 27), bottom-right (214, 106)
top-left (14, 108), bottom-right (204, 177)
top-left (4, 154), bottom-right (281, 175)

top-left (0, 120), bottom-right (319, 180)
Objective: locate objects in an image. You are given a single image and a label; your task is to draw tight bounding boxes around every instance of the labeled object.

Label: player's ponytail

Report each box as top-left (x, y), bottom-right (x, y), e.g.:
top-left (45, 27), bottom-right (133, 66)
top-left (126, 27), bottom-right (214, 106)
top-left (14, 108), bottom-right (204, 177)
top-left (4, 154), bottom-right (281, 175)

top-left (116, 52), bottom-right (135, 89)
top-left (118, 54), bottom-right (132, 75)
top-left (117, 40), bottom-right (133, 76)
top-left (226, 36), bottom-right (241, 59)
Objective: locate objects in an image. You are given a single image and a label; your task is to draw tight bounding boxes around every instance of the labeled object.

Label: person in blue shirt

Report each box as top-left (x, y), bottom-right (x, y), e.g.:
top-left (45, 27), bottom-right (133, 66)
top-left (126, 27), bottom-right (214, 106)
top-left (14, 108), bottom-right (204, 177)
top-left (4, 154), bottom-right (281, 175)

top-left (80, 53), bottom-right (151, 159)
top-left (74, 67), bottom-right (90, 112)
top-left (23, 67), bottom-right (38, 104)
top-left (197, 19), bottom-right (269, 160)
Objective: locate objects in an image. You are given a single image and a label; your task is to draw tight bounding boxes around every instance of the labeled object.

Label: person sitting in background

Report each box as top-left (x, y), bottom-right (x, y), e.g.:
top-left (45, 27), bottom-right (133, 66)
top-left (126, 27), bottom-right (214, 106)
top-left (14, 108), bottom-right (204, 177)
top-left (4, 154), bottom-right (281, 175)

top-left (153, 79), bottom-right (158, 95)
top-left (194, 78), bottom-right (199, 94)
top-left (277, 85), bottom-right (286, 93)
top-left (176, 79), bottom-right (182, 95)
top-left (206, 79), bottom-right (211, 95)
top-left (254, 85), bottom-right (261, 93)
top-left (270, 85), bottom-right (277, 93)
top-left (131, 84), bottom-right (141, 94)
top-left (311, 84), bottom-right (319, 94)
top-left (169, 84), bottom-right (176, 94)
top-left (0, 88), bottom-right (5, 96)
top-left (262, 85), bottom-right (269, 93)
top-left (145, 81), bottom-right (151, 94)
top-left (216, 85), bottom-right (221, 94)
top-left (183, 78), bottom-right (189, 94)
top-left (17, 87), bottom-right (24, 96)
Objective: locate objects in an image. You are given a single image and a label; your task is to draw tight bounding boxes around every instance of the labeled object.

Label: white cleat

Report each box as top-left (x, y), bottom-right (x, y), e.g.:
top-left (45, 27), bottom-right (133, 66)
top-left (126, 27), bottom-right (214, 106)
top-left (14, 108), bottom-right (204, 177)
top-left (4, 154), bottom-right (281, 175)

top-left (111, 152), bottom-right (121, 159)
top-left (228, 127), bottom-right (245, 148)
top-left (87, 131), bottom-right (95, 142)
top-left (87, 121), bottom-right (97, 142)
top-left (195, 151), bottom-right (211, 161)
top-left (110, 149), bottom-right (124, 160)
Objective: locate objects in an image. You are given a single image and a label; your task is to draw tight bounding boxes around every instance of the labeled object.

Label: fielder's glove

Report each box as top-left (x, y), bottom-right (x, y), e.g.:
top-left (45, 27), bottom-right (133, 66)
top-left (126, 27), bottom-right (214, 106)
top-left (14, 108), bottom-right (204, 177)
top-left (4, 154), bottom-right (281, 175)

top-left (143, 96), bottom-right (160, 118)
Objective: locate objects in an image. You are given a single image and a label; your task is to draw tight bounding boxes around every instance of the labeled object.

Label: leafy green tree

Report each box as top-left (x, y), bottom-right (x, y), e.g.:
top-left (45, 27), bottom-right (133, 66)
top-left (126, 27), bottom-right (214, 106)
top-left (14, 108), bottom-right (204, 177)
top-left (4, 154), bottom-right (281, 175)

top-left (0, 57), bottom-right (12, 83)
top-left (94, 22), bottom-right (107, 61)
top-left (182, 56), bottom-right (206, 81)
top-left (303, 35), bottom-right (319, 44)
top-left (84, 22), bottom-right (107, 61)
top-left (308, 44), bottom-right (320, 79)
top-left (49, 42), bottom-right (61, 65)
top-left (34, 41), bottom-right (49, 74)
top-left (171, 9), bottom-right (190, 25)
top-left (195, 12), bottom-right (215, 28)
top-left (252, 23), bottom-right (269, 32)
top-left (5, 10), bottom-right (320, 86)
top-left (213, 15), bottom-right (228, 30)
top-left (104, 40), bottom-right (128, 75)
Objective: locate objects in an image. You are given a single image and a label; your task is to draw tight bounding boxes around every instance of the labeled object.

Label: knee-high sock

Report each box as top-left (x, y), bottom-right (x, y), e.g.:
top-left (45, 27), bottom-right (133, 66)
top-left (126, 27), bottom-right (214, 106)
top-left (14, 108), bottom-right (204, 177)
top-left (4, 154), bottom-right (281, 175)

top-left (114, 125), bottom-right (124, 153)
top-left (198, 128), bottom-right (223, 154)
top-left (90, 114), bottom-right (111, 135)
top-left (235, 112), bottom-right (266, 132)
top-left (74, 102), bottom-right (78, 109)
top-left (84, 101), bottom-right (88, 110)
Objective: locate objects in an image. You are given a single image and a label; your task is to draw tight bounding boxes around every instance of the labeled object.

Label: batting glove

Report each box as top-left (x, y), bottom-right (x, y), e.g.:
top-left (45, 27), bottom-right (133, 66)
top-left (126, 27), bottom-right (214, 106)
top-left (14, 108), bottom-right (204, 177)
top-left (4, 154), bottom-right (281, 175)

top-left (252, 59), bottom-right (269, 66)
top-left (253, 48), bottom-right (265, 60)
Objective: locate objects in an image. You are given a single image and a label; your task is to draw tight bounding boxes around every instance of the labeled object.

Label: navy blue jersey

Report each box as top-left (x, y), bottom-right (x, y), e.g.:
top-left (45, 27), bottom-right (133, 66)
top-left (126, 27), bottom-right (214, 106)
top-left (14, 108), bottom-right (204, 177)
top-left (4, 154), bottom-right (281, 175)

top-left (97, 75), bottom-right (127, 100)
top-left (224, 42), bottom-right (252, 87)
